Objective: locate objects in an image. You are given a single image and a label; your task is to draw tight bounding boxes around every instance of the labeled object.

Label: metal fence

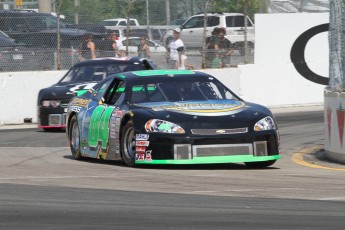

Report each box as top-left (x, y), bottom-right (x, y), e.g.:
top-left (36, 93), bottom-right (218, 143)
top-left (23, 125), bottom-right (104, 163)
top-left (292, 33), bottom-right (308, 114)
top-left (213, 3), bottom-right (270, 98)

top-left (0, 0), bottom-right (259, 72)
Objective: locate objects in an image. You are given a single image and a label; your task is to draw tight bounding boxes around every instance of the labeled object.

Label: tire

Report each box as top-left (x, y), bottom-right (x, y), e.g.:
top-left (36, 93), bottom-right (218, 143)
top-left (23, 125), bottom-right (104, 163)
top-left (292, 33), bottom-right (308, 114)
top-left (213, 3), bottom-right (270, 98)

top-left (244, 160), bottom-right (276, 169)
top-left (68, 115), bottom-right (82, 160)
top-left (120, 120), bottom-right (136, 166)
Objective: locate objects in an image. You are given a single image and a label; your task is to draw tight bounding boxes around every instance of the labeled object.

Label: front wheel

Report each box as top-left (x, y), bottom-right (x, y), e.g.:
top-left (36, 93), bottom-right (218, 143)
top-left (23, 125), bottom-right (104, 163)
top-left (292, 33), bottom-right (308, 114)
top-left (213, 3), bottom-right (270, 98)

top-left (244, 160), bottom-right (276, 169)
top-left (68, 115), bottom-right (82, 160)
top-left (120, 121), bottom-right (136, 166)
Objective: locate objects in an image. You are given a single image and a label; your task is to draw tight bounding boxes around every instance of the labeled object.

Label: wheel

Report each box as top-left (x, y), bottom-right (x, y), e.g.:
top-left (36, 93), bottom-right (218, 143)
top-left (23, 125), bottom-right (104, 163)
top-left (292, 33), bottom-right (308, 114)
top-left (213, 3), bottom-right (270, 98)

top-left (68, 115), bottom-right (82, 160)
top-left (120, 120), bottom-right (136, 166)
top-left (244, 160), bottom-right (276, 169)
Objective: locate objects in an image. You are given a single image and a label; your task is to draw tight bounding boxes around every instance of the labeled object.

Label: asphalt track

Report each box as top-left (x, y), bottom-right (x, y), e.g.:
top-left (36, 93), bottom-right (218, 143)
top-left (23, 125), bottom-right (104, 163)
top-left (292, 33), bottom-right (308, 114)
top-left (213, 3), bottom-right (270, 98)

top-left (1, 107), bottom-right (345, 229)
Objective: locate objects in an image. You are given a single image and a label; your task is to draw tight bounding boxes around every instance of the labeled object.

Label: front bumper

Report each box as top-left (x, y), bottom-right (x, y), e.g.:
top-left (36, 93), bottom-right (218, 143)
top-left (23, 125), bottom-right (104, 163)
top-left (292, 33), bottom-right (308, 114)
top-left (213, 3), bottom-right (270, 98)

top-left (38, 107), bottom-right (67, 129)
top-left (134, 132), bottom-right (280, 165)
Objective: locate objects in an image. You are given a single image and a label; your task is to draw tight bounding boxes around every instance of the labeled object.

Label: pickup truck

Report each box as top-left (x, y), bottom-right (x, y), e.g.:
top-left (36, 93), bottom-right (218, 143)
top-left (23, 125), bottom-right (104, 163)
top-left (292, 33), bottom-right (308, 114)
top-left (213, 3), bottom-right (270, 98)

top-left (161, 12), bottom-right (254, 55)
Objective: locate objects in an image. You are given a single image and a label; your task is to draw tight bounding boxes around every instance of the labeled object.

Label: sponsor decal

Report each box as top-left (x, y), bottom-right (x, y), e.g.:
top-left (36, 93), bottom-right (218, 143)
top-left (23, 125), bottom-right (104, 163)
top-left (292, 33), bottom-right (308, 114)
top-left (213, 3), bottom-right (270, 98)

top-left (151, 102), bottom-right (245, 113)
top-left (145, 150), bottom-right (152, 161)
top-left (136, 146), bottom-right (146, 153)
top-left (136, 134), bottom-right (149, 141)
top-left (290, 23), bottom-right (329, 85)
top-left (135, 153), bottom-right (145, 161)
top-left (336, 105), bottom-right (345, 147)
top-left (136, 141), bottom-right (150, 146)
top-left (68, 105), bottom-right (81, 113)
top-left (69, 98), bottom-right (90, 107)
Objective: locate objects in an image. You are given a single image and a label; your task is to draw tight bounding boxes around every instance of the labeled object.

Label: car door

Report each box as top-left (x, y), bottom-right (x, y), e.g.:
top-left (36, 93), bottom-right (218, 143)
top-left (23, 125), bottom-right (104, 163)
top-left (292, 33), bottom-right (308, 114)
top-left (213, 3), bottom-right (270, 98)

top-left (181, 16), bottom-right (220, 49)
top-left (81, 77), bottom-right (126, 159)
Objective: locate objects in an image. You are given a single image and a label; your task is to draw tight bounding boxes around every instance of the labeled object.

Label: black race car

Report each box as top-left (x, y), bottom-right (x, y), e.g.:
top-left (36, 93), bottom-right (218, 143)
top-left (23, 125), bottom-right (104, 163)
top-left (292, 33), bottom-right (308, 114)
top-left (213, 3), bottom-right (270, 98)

top-left (37, 57), bottom-right (155, 131)
top-left (66, 69), bottom-right (281, 168)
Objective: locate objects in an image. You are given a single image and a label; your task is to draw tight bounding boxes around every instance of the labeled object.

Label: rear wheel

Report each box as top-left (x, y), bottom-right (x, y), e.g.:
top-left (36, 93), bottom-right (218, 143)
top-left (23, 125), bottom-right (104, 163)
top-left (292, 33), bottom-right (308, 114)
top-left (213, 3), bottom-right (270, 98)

top-left (244, 160), bottom-right (276, 169)
top-left (121, 121), bottom-right (136, 166)
top-left (69, 115), bottom-right (82, 160)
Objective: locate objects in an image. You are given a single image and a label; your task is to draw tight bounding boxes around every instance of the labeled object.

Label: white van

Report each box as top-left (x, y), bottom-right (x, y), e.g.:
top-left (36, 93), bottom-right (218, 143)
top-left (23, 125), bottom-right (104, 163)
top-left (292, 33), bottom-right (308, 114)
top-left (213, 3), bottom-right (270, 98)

top-left (102, 18), bottom-right (139, 27)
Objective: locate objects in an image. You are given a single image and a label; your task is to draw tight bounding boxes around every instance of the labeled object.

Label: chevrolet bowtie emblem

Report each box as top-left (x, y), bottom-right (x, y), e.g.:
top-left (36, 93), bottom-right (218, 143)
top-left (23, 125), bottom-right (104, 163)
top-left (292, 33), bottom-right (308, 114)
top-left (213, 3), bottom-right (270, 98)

top-left (216, 130), bottom-right (226, 134)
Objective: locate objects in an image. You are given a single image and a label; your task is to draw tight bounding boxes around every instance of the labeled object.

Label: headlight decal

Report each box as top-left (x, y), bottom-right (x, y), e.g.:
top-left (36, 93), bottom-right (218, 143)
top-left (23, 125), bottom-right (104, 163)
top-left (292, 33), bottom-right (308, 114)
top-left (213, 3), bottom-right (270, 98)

top-left (254, 116), bottom-right (276, 131)
top-left (145, 119), bottom-right (185, 134)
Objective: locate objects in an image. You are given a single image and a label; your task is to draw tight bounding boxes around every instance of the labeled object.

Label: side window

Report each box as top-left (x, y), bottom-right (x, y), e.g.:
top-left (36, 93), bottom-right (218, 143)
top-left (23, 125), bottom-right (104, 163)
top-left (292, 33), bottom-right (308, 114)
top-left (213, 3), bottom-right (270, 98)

top-left (184, 16), bottom-right (203, 29)
top-left (93, 78), bottom-right (114, 102)
top-left (226, 16), bottom-right (252, 27)
top-left (106, 80), bottom-right (126, 105)
top-left (207, 16), bottom-right (220, 27)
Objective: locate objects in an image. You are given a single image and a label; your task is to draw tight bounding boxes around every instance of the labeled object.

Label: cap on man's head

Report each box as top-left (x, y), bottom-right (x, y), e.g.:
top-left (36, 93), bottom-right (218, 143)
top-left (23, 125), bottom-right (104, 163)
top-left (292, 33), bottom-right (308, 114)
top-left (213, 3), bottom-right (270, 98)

top-left (173, 28), bottom-right (181, 33)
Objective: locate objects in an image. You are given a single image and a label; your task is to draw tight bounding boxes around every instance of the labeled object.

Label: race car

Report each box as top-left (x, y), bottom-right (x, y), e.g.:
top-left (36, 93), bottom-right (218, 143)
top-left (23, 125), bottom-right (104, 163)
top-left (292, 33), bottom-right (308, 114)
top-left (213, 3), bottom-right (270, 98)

top-left (66, 70), bottom-right (281, 168)
top-left (37, 57), bottom-right (155, 131)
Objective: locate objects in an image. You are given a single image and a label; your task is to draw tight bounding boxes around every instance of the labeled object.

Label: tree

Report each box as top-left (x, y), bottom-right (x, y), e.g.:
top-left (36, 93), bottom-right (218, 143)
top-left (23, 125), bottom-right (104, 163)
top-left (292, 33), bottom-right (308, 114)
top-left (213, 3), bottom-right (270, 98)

top-left (329, 0), bottom-right (345, 92)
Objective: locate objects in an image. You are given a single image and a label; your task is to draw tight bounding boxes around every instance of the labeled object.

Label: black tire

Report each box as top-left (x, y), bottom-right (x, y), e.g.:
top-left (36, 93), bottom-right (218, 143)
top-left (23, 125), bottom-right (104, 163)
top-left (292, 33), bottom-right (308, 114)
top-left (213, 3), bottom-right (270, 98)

top-left (120, 120), bottom-right (136, 167)
top-left (244, 160), bottom-right (276, 169)
top-left (68, 115), bottom-right (82, 160)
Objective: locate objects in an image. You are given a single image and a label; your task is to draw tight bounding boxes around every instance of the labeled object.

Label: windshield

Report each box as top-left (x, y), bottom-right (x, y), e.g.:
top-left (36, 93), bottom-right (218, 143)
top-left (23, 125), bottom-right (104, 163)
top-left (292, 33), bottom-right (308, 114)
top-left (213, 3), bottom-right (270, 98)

top-left (0, 37), bottom-right (16, 47)
top-left (130, 79), bottom-right (237, 103)
top-left (26, 15), bottom-right (66, 30)
top-left (60, 63), bottom-right (145, 84)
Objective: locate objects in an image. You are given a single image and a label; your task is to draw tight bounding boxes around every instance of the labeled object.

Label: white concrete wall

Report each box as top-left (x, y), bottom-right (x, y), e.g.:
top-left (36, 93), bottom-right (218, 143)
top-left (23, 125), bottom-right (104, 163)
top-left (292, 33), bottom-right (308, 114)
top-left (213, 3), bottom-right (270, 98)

top-left (0, 13), bottom-right (329, 124)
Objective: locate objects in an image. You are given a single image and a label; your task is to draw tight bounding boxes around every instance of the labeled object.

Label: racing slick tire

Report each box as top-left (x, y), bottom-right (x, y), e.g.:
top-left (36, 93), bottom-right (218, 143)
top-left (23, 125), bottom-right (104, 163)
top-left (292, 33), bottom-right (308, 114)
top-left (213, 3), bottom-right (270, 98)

top-left (244, 160), bottom-right (276, 168)
top-left (68, 115), bottom-right (83, 160)
top-left (121, 120), bottom-right (136, 167)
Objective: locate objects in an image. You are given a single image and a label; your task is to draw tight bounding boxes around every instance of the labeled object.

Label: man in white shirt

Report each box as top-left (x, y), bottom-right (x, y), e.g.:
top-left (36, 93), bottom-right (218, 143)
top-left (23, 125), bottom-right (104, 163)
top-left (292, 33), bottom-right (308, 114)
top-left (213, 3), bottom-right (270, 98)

top-left (167, 28), bottom-right (185, 69)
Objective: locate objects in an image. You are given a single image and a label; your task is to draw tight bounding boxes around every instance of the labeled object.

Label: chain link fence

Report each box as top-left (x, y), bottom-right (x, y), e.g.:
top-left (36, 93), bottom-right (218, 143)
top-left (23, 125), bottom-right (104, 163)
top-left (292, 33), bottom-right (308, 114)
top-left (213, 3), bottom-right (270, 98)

top-left (0, 0), bottom-right (260, 72)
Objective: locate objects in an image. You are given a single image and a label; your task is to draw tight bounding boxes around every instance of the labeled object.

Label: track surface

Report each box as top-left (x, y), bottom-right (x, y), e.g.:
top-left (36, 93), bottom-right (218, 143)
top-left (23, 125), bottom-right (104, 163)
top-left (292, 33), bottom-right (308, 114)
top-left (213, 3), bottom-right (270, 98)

top-left (1, 109), bottom-right (345, 229)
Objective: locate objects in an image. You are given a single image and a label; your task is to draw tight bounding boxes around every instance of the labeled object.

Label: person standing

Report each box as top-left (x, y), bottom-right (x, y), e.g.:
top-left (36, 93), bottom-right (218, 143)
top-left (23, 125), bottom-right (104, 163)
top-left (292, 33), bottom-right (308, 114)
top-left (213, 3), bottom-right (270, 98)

top-left (166, 28), bottom-right (184, 69)
top-left (137, 36), bottom-right (151, 59)
top-left (218, 28), bottom-right (234, 67)
top-left (79, 34), bottom-right (96, 61)
top-left (205, 27), bottom-right (220, 68)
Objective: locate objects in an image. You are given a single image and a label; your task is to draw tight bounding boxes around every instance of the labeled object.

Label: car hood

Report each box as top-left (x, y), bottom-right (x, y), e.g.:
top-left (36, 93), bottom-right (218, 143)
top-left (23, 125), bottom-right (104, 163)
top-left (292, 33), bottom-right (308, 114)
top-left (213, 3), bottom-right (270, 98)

top-left (133, 100), bottom-right (273, 126)
top-left (38, 82), bottom-right (97, 100)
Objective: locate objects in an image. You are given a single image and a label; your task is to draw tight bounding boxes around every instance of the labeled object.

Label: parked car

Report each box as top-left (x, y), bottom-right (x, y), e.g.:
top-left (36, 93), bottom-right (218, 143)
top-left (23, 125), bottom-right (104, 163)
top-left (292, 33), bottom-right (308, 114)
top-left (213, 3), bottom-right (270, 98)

top-left (37, 57), bottom-right (155, 131)
top-left (117, 37), bottom-right (167, 54)
top-left (161, 12), bottom-right (254, 54)
top-left (0, 36), bottom-right (44, 72)
top-left (102, 18), bottom-right (140, 27)
top-left (66, 69), bottom-right (281, 168)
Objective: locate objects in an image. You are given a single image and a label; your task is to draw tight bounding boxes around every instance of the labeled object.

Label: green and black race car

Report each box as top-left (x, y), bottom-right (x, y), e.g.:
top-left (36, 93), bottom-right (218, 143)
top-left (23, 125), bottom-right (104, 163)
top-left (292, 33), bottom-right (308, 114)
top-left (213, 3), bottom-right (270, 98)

top-left (66, 70), bottom-right (281, 168)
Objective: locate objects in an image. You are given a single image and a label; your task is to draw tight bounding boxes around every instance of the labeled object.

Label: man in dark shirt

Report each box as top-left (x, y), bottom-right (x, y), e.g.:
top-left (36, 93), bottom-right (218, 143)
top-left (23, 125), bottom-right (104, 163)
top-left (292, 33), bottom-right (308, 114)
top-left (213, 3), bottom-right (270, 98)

top-left (218, 29), bottom-right (234, 67)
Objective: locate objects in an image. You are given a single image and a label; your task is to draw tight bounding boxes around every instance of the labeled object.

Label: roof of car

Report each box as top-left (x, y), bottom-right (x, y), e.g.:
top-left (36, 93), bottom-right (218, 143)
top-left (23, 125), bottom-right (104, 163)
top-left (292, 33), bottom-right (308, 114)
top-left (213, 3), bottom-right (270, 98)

top-left (116, 70), bottom-right (212, 81)
top-left (74, 57), bottom-right (144, 67)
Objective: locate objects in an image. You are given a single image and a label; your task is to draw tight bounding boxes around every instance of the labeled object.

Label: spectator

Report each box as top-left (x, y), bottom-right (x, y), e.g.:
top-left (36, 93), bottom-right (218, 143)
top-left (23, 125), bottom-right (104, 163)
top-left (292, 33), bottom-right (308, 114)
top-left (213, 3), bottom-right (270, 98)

top-left (116, 40), bottom-right (127, 57)
top-left (97, 32), bottom-right (117, 57)
top-left (79, 34), bottom-right (96, 61)
top-left (137, 36), bottom-right (151, 59)
top-left (178, 49), bottom-right (194, 70)
top-left (204, 27), bottom-right (220, 68)
top-left (166, 28), bottom-right (184, 69)
top-left (218, 28), bottom-right (234, 67)
top-left (211, 50), bottom-right (222, 68)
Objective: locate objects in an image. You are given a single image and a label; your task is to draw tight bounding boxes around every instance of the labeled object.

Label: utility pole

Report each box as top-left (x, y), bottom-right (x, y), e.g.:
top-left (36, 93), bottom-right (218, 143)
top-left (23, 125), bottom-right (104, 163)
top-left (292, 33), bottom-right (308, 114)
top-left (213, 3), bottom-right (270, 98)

top-left (328, 0), bottom-right (345, 91)
top-left (166, 0), bottom-right (170, 25)
top-left (38, 0), bottom-right (51, 13)
top-left (74, 0), bottom-right (79, 24)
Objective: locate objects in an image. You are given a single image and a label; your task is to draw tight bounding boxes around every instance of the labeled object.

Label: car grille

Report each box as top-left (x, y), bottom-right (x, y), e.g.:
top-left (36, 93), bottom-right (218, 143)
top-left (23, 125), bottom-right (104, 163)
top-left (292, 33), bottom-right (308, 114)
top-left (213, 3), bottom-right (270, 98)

top-left (192, 143), bottom-right (253, 157)
top-left (191, 127), bottom-right (248, 135)
top-left (61, 99), bottom-right (71, 108)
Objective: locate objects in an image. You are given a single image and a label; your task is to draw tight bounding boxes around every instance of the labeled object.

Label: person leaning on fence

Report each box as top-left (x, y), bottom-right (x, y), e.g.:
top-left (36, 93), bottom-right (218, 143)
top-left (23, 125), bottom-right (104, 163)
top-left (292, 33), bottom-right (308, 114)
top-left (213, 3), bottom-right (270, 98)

top-left (218, 28), bottom-right (234, 67)
top-left (166, 28), bottom-right (185, 69)
top-left (79, 34), bottom-right (96, 61)
top-left (204, 27), bottom-right (221, 68)
top-left (137, 36), bottom-right (151, 59)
